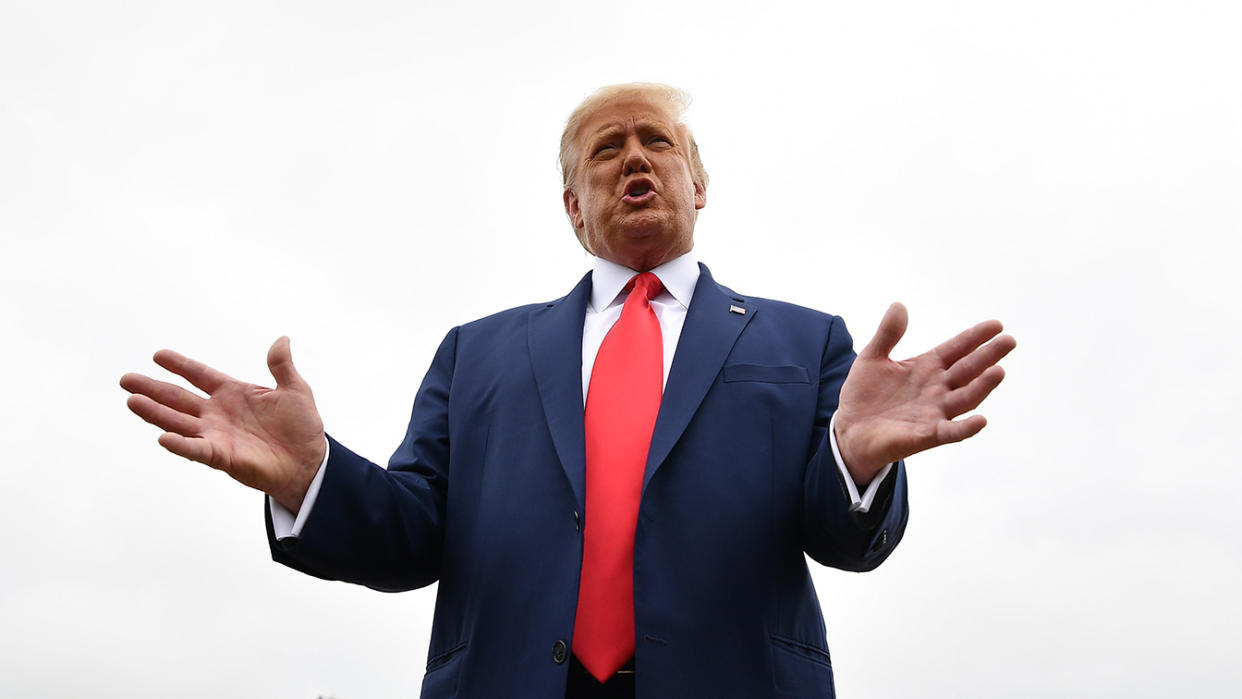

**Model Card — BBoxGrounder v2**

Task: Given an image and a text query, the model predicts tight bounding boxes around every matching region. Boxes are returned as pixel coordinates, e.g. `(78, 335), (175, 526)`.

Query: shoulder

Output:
(458, 269), (591, 333)
(746, 294), (837, 323)
(443, 300), (549, 347)
(708, 275), (842, 327)
(450, 278), (584, 343)
(702, 273), (855, 357)
(459, 300), (550, 328)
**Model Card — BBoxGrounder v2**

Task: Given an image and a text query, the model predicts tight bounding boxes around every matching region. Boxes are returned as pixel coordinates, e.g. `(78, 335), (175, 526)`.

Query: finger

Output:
(120, 373), (204, 416)
(157, 432), (216, 466)
(945, 334), (1017, 389)
(944, 365), (1006, 418)
(934, 414), (987, 445)
(266, 336), (305, 390)
(859, 302), (908, 360)
(127, 393), (203, 436)
(932, 319), (1004, 368)
(153, 349), (234, 394)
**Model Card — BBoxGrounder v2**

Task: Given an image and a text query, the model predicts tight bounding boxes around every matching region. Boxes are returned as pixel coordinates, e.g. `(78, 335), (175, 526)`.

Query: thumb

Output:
(267, 336), (305, 389)
(859, 302), (908, 360)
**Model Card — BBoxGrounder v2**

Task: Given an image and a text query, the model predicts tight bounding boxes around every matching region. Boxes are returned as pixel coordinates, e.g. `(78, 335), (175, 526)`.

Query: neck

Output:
(599, 245), (692, 273)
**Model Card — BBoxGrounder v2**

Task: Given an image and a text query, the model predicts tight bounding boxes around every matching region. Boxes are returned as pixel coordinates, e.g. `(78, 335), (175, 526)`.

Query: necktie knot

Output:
(625, 272), (664, 302)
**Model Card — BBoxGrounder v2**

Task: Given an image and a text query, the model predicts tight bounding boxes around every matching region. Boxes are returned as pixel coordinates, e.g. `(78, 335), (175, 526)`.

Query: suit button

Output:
(871, 529), (888, 553)
(552, 640), (568, 664)
(573, 511), (581, 532)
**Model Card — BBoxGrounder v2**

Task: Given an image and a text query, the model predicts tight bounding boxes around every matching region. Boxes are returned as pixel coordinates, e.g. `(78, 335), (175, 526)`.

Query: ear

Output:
(563, 188), (584, 229)
(693, 180), (707, 210)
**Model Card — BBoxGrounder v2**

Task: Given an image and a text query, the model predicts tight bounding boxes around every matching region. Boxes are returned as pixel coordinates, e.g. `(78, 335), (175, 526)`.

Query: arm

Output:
(268, 328), (458, 591)
(804, 302), (1016, 569)
(802, 314), (909, 571)
(120, 330), (458, 592)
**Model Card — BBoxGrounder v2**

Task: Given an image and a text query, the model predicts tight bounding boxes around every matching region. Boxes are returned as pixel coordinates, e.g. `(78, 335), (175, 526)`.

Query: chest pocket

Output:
(722, 363), (810, 384)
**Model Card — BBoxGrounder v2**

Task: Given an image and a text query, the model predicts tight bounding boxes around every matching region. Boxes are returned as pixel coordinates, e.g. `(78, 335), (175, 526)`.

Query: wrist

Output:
(272, 435), (326, 513)
(833, 417), (884, 486)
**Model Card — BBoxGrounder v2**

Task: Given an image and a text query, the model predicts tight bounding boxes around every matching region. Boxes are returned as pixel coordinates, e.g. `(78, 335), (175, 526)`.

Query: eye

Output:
(592, 144), (617, 157)
(648, 136), (671, 146)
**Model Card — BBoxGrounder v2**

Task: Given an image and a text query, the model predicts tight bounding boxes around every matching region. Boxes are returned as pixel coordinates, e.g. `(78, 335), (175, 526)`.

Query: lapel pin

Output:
(729, 305), (746, 315)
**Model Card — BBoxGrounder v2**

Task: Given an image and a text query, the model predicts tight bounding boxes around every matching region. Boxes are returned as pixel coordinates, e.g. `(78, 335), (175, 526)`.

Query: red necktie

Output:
(573, 272), (665, 682)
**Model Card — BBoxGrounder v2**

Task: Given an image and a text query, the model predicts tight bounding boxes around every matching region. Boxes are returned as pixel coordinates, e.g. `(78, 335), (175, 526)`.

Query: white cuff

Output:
(829, 412), (894, 514)
(268, 437), (330, 540)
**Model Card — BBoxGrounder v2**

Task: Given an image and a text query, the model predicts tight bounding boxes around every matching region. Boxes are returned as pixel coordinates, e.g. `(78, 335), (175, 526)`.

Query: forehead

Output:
(577, 96), (679, 142)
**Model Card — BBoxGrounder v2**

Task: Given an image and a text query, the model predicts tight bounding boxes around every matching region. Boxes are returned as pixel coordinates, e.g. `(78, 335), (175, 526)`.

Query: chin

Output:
(618, 211), (672, 237)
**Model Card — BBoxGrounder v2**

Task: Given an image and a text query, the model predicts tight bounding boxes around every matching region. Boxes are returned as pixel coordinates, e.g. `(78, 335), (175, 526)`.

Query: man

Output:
(121, 83), (1015, 698)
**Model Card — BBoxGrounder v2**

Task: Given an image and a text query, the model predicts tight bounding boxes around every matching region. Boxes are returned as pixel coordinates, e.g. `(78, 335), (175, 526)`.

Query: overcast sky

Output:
(2, 1), (1240, 697)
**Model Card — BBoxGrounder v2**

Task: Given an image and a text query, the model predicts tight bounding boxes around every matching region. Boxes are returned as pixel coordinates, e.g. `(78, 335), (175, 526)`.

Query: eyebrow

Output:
(588, 125), (626, 146)
(586, 120), (675, 148)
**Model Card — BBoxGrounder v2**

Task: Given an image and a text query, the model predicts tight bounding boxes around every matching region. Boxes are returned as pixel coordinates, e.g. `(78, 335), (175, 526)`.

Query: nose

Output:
(622, 137), (652, 175)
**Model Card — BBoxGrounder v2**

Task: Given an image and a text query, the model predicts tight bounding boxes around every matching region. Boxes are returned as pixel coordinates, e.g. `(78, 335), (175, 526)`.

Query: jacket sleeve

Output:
(265, 327), (459, 592)
(801, 314), (909, 572)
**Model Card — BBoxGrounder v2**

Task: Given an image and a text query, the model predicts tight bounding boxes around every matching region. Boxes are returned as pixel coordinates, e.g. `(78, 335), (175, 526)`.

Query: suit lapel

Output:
(528, 271), (592, 512)
(643, 264), (756, 494)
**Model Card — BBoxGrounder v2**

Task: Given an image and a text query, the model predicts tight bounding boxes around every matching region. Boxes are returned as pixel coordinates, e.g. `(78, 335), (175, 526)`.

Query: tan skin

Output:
(563, 97), (705, 273)
(121, 95), (1015, 506)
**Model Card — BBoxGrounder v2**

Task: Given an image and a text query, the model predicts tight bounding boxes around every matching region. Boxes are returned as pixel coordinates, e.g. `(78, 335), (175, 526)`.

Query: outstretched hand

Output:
(834, 303), (1016, 486)
(120, 337), (326, 512)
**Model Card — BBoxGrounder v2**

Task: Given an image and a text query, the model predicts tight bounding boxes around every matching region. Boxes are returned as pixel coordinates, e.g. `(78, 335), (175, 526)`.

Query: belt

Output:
(566, 655), (635, 699)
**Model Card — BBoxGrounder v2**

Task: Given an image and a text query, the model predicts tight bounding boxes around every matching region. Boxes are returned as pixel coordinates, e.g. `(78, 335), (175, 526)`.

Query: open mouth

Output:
(622, 179), (656, 204)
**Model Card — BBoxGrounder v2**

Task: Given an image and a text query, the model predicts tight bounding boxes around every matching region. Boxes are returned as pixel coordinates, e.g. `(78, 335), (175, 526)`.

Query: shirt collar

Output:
(589, 251), (700, 313)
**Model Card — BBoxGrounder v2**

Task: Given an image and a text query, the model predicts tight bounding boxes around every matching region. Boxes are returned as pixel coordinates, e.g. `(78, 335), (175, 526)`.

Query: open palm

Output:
(120, 337), (326, 511)
(835, 303), (1016, 485)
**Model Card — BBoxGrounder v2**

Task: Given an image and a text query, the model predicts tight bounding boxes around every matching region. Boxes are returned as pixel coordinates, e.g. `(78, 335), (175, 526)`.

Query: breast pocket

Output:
(722, 364), (811, 384)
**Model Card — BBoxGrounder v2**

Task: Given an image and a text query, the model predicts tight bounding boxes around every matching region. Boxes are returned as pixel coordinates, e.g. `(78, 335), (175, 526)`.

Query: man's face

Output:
(563, 97), (706, 272)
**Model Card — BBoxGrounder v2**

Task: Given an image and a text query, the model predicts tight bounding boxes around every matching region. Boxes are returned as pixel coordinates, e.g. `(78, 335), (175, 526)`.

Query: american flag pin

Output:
(729, 304), (746, 315)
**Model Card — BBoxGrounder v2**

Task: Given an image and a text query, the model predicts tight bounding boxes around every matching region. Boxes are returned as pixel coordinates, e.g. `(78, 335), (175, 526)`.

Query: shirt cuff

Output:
(268, 437), (330, 540)
(829, 412), (894, 514)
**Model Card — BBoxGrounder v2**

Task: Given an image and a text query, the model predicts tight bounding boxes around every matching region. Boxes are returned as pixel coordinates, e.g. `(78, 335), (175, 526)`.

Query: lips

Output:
(622, 178), (656, 204)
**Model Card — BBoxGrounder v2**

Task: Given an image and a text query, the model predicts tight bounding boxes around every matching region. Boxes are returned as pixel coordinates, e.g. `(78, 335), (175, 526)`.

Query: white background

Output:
(2, 1), (1240, 697)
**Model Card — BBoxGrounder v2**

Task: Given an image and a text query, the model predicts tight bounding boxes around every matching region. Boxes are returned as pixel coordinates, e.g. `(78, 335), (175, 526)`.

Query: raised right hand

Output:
(120, 337), (326, 512)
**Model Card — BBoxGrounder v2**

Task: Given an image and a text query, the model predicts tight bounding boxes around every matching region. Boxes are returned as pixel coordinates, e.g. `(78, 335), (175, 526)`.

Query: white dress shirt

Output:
(271, 252), (892, 538)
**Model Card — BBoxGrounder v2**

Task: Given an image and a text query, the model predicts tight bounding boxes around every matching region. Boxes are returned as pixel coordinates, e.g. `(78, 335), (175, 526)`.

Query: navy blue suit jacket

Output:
(267, 264), (908, 698)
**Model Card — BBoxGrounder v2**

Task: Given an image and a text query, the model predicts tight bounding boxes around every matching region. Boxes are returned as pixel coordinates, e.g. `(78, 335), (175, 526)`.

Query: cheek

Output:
(584, 192), (610, 221)
(669, 177), (697, 207)
(578, 190), (614, 230)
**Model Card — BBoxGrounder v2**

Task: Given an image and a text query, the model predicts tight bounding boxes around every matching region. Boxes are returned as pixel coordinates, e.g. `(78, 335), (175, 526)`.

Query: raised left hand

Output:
(834, 303), (1016, 485)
